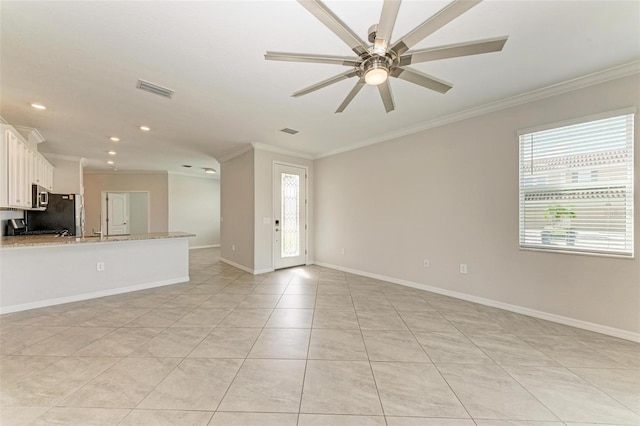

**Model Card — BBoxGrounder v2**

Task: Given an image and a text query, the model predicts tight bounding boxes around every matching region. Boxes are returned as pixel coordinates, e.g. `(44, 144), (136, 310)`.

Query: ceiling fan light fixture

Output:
(364, 65), (389, 86)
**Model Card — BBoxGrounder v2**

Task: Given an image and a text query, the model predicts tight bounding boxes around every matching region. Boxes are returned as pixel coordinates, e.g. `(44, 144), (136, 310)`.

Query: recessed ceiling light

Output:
(204, 168), (217, 174)
(108, 150), (117, 156)
(30, 103), (46, 110)
(106, 160), (114, 165)
(139, 125), (151, 132)
(109, 137), (120, 142)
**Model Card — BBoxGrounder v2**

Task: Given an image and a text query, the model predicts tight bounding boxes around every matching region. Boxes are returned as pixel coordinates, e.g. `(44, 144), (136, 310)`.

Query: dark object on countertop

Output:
(20, 230), (63, 235)
(6, 218), (27, 236)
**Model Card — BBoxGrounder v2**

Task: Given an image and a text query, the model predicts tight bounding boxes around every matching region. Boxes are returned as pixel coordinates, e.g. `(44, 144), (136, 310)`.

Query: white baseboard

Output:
(190, 244), (220, 250)
(219, 257), (274, 275)
(0, 276), (189, 315)
(220, 257), (254, 274)
(313, 261), (640, 343)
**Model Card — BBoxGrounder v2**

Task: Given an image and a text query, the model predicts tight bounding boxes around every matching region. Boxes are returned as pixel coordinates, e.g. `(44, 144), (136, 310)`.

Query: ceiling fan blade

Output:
(391, 0), (482, 56)
(378, 80), (395, 113)
(265, 52), (360, 67)
(336, 78), (365, 113)
(392, 67), (452, 94)
(298, 0), (368, 56)
(292, 69), (359, 98)
(374, 0), (402, 54)
(399, 36), (508, 66)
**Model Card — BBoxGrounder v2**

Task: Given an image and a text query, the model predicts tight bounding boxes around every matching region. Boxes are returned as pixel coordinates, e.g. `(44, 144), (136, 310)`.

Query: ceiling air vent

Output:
(136, 79), (174, 99)
(280, 128), (299, 135)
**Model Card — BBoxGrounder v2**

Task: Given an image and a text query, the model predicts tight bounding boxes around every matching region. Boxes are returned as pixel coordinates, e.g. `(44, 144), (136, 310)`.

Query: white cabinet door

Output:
(34, 155), (43, 186)
(7, 133), (28, 208)
(35, 155), (54, 191)
(45, 161), (54, 191)
(25, 148), (34, 206)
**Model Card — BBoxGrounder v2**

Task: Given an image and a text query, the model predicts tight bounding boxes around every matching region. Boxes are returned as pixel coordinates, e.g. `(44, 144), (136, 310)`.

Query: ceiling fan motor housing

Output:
(359, 55), (392, 77)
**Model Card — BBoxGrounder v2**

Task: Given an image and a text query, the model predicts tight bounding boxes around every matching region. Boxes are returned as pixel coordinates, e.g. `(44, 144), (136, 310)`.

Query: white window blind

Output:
(519, 111), (634, 257)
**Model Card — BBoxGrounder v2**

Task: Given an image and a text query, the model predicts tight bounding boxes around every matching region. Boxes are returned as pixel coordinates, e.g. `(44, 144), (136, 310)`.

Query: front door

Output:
(107, 192), (130, 235)
(273, 164), (307, 269)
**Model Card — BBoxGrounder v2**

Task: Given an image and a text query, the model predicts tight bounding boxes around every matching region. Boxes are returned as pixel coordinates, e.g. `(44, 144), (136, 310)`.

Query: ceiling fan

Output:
(265, 0), (508, 113)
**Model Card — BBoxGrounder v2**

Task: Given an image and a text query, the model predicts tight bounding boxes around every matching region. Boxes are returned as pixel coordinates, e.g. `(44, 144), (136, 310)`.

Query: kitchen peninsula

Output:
(0, 231), (194, 313)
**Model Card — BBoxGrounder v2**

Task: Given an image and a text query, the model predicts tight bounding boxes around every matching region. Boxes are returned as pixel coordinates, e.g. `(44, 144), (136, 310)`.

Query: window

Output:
(519, 110), (634, 257)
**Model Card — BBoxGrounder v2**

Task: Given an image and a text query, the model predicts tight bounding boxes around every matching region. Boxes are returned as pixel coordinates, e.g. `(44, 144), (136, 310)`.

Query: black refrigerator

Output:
(26, 193), (83, 236)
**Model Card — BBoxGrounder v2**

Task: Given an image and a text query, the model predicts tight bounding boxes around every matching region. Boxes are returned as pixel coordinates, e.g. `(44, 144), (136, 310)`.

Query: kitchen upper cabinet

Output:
(0, 125), (54, 209)
(45, 161), (54, 191)
(6, 130), (30, 208)
(33, 153), (54, 191)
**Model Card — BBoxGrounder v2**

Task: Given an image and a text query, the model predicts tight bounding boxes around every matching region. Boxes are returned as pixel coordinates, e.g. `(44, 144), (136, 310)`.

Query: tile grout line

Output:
(346, 272), (389, 425)
(210, 269), (296, 416)
(386, 280), (476, 424)
(296, 268), (320, 426)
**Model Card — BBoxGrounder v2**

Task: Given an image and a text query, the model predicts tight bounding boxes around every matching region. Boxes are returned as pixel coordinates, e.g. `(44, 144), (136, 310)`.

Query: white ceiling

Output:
(1, 1), (638, 176)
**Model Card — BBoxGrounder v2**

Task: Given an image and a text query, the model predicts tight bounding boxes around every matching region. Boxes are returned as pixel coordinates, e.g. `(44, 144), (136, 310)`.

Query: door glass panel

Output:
(281, 173), (300, 257)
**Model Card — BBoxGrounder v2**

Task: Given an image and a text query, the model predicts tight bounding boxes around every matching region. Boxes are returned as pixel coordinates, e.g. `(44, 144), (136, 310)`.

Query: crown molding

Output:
(251, 142), (315, 160)
(217, 144), (253, 163)
(168, 170), (220, 180)
(316, 60), (640, 159)
(41, 152), (87, 162)
(13, 126), (46, 144)
(84, 169), (169, 175)
(217, 142), (315, 164)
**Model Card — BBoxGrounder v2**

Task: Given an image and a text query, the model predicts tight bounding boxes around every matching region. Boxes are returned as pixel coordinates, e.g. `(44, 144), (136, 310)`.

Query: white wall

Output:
(253, 148), (313, 273)
(168, 173), (220, 248)
(43, 154), (84, 195)
(1, 237), (189, 313)
(128, 192), (149, 234)
(313, 74), (640, 337)
(220, 149), (254, 270)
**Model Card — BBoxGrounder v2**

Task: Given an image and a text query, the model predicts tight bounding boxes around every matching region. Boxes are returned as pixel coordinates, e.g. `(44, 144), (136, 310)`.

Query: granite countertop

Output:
(0, 232), (195, 249)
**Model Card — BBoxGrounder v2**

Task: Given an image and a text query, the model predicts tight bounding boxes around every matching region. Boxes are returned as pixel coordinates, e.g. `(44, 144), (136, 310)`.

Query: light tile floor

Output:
(1, 247), (639, 425)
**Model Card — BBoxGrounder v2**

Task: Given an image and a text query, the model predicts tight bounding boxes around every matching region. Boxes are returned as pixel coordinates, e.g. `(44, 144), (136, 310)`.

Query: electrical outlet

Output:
(460, 263), (468, 274)
(96, 262), (105, 272)
(232, 244), (235, 251)
(423, 259), (430, 268)
(340, 247), (345, 255)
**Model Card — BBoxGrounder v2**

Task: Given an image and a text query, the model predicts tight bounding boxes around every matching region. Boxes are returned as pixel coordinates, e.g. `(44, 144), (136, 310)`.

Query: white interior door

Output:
(273, 164), (307, 269)
(107, 192), (130, 235)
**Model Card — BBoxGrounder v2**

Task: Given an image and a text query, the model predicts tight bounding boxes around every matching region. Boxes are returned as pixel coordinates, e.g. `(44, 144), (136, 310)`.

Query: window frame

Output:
(517, 107), (635, 259)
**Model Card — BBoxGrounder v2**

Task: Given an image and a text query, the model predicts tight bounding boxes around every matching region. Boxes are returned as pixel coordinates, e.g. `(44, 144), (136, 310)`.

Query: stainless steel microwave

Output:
(32, 184), (49, 209)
